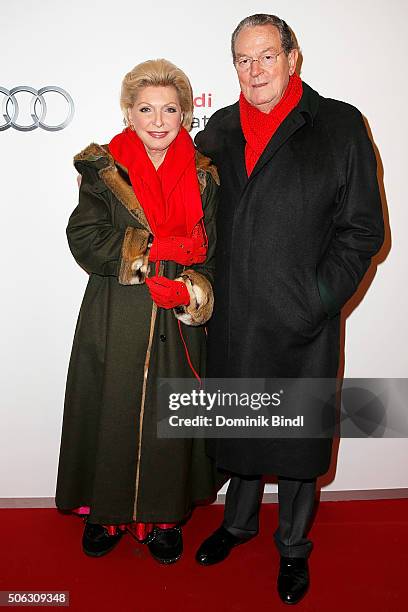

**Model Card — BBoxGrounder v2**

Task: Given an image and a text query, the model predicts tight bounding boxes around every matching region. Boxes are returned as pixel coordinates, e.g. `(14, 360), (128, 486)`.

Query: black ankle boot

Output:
(147, 526), (183, 564)
(82, 522), (123, 557)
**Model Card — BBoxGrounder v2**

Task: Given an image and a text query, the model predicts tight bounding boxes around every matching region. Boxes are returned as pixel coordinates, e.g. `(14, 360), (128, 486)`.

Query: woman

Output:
(55, 59), (219, 564)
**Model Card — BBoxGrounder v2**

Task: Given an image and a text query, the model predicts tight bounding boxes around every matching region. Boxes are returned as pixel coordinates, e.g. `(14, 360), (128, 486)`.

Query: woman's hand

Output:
(149, 235), (206, 266)
(145, 275), (190, 309)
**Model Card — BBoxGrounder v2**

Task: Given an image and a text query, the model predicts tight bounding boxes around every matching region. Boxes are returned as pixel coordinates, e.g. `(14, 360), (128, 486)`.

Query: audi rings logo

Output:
(0, 86), (74, 132)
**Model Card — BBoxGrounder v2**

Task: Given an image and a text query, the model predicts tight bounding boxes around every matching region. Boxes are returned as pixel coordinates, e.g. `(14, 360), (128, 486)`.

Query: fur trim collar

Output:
(195, 150), (220, 189)
(74, 143), (151, 231)
(74, 144), (219, 233)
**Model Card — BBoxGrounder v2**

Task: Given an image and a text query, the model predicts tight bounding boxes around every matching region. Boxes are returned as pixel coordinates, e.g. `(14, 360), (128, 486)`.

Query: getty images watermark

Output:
(157, 379), (408, 439)
(167, 388), (304, 428)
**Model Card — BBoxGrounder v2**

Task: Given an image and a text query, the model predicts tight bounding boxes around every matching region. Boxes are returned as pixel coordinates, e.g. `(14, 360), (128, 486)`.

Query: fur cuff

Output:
(119, 227), (151, 285)
(173, 270), (214, 326)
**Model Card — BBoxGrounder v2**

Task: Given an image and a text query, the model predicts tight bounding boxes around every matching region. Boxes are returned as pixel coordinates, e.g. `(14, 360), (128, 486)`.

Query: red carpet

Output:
(1, 500), (407, 611)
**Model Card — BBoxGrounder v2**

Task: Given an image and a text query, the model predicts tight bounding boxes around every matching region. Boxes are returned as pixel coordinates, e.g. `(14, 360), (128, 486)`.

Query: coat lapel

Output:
(222, 104), (247, 191)
(241, 82), (320, 186)
(246, 111), (306, 183)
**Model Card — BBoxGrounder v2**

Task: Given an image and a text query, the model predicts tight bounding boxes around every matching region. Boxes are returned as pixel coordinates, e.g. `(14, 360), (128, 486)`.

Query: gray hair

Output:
(231, 14), (297, 61)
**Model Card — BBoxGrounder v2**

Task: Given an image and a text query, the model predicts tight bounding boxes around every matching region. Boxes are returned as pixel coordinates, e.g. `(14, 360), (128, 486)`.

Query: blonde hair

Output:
(120, 58), (194, 131)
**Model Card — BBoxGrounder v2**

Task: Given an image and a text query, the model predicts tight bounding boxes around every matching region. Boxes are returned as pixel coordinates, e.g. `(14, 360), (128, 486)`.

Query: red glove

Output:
(149, 226), (207, 266)
(146, 275), (190, 309)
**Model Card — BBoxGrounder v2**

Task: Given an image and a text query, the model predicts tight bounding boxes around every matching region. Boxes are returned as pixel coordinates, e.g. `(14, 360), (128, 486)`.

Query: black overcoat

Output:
(195, 82), (384, 478)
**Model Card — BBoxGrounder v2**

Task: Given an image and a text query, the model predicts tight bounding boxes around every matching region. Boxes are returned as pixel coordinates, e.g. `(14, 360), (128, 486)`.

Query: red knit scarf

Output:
(239, 73), (303, 176)
(108, 127), (203, 238)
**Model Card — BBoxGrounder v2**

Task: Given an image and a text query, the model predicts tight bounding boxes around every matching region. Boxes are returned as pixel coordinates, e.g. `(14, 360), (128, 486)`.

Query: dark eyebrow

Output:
(235, 46), (278, 58)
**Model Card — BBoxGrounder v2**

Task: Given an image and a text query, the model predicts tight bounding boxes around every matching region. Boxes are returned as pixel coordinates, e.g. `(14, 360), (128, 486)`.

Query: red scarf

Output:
(108, 127), (203, 238)
(239, 73), (303, 176)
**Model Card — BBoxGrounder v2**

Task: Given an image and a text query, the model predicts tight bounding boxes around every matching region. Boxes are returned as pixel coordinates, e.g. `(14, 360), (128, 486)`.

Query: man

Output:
(194, 14), (384, 605)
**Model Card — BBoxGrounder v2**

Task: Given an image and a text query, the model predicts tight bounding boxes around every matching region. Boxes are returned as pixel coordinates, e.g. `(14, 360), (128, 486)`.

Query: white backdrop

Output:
(1, 0), (407, 501)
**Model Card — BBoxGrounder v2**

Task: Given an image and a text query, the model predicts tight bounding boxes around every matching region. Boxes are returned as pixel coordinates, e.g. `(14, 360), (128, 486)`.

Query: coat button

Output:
(160, 334), (166, 342)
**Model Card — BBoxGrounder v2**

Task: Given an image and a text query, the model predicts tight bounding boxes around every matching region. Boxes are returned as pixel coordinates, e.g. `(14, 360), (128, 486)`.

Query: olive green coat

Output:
(55, 143), (219, 524)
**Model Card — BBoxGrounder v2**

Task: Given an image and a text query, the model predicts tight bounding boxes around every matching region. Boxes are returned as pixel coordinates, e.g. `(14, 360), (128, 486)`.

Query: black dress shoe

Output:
(147, 526), (183, 564)
(277, 556), (310, 605)
(82, 522), (123, 557)
(195, 526), (249, 566)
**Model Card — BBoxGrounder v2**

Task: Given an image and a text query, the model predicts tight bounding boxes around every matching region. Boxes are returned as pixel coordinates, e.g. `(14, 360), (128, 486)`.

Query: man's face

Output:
(234, 25), (298, 114)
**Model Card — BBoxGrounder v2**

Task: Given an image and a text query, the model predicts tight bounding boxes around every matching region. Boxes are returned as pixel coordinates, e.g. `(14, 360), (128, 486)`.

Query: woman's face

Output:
(128, 86), (183, 161)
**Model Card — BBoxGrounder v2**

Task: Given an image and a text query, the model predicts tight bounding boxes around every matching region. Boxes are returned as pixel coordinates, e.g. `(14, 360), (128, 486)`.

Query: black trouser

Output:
(222, 475), (316, 558)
